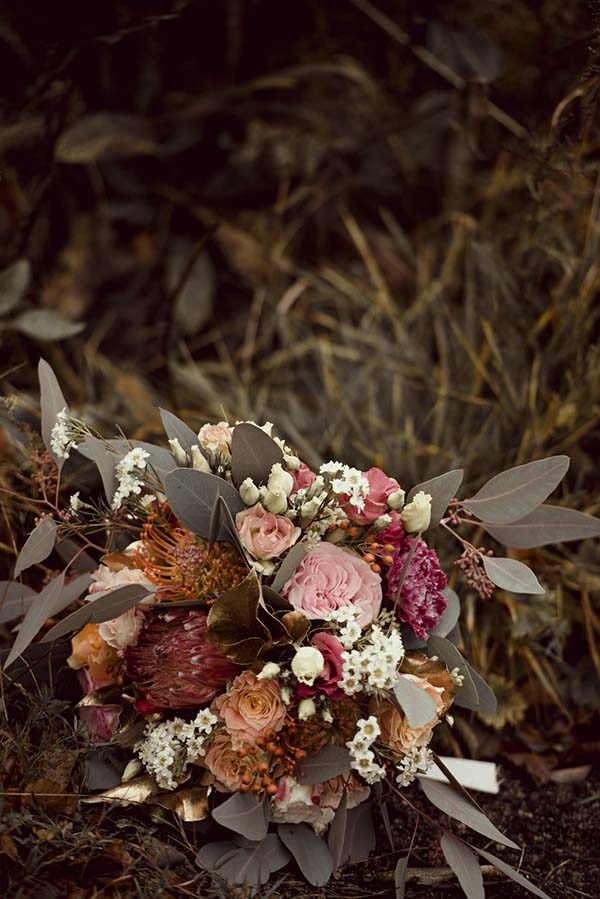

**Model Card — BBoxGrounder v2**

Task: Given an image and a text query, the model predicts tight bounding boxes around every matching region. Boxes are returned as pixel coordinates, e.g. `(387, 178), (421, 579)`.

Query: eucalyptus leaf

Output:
(394, 675), (438, 728)
(466, 664), (497, 716)
(482, 556), (544, 594)
(4, 572), (66, 669)
(475, 848), (551, 898)
(297, 745), (351, 784)
(408, 469), (463, 526)
(212, 792), (269, 841)
(13, 308), (85, 341)
(14, 516), (57, 577)
(197, 835), (291, 888)
(271, 543), (309, 593)
(441, 833), (485, 899)
(427, 635), (479, 710)
(38, 358), (69, 468)
(395, 856), (409, 899)
(428, 588), (460, 638)
(0, 582), (37, 624)
(328, 790), (347, 873)
(278, 823), (334, 886)
(462, 456), (569, 523)
(418, 778), (519, 849)
(231, 423), (283, 487)
(481, 504), (600, 548)
(42, 583), (152, 642)
(0, 258), (31, 314)
(159, 408), (199, 454)
(165, 468), (244, 540)
(82, 435), (117, 502)
(340, 803), (376, 865)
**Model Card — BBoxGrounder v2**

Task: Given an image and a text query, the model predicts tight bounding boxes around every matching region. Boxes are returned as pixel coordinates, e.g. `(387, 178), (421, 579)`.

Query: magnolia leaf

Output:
(0, 258), (31, 314)
(328, 790), (347, 873)
(197, 834), (291, 887)
(393, 675), (438, 728)
(212, 792), (269, 841)
(429, 587), (460, 638)
(441, 833), (485, 899)
(82, 435), (117, 502)
(155, 785), (209, 822)
(13, 516), (57, 578)
(271, 543), (309, 593)
(427, 635), (479, 710)
(38, 358), (69, 469)
(408, 469), (464, 526)
(0, 582), (37, 624)
(340, 803), (376, 865)
(418, 778), (519, 849)
(83, 775), (159, 806)
(231, 423), (283, 487)
(395, 856), (409, 899)
(462, 456), (569, 523)
(42, 583), (151, 641)
(481, 504), (600, 548)
(55, 113), (156, 163)
(475, 847), (551, 898)
(165, 468), (244, 539)
(13, 309), (84, 341)
(278, 823), (334, 886)
(207, 572), (269, 651)
(159, 408), (199, 455)
(4, 572), (66, 669)
(482, 557), (544, 594)
(297, 745), (351, 784)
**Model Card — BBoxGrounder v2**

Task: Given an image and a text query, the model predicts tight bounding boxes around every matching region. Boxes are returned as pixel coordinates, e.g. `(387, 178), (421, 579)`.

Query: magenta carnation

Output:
(386, 537), (447, 639)
(124, 609), (238, 709)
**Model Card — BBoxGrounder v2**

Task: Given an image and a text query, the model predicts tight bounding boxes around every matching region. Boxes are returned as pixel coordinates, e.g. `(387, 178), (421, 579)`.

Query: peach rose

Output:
(370, 675), (445, 754)
(89, 564), (155, 597)
(236, 503), (300, 560)
(68, 623), (120, 683)
(211, 670), (287, 746)
(198, 421), (233, 454)
(204, 730), (268, 792)
(282, 543), (382, 627)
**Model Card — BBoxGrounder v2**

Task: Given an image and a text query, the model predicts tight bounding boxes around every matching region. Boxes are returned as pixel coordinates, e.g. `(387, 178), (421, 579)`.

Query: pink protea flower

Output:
(386, 536), (447, 640)
(124, 609), (238, 709)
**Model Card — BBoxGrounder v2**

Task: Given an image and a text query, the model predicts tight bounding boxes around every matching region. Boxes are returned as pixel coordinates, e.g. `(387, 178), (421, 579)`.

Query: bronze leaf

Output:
(154, 785), (210, 821)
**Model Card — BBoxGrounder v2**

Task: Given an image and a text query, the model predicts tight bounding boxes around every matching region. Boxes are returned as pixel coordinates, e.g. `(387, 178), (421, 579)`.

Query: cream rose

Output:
(400, 491), (432, 533)
(236, 503), (300, 560)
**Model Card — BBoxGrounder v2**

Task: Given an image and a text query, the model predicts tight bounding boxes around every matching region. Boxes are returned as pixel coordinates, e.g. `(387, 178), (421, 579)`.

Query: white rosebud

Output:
(122, 759), (143, 782)
(291, 646), (325, 685)
(260, 486), (288, 515)
(387, 488), (406, 511)
(267, 462), (294, 497)
(257, 661), (281, 680)
(322, 707), (333, 723)
(190, 446), (211, 473)
(284, 453), (300, 471)
(298, 698), (317, 721)
(300, 495), (322, 519)
(400, 491), (432, 532)
(168, 438), (189, 467)
(240, 477), (260, 506)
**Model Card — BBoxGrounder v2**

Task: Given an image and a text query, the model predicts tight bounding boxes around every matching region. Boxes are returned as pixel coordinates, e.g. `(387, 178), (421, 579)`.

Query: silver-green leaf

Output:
(482, 556), (544, 594)
(14, 517), (57, 578)
(462, 456), (569, 524)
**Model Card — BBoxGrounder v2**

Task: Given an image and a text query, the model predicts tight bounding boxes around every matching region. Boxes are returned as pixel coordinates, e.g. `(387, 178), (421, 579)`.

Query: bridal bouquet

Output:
(3, 360), (599, 897)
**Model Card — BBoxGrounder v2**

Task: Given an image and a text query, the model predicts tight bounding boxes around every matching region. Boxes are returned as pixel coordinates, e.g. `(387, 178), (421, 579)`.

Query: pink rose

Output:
(292, 463), (317, 493)
(296, 632), (345, 699)
(282, 543), (382, 628)
(343, 467), (400, 524)
(211, 671), (287, 746)
(198, 421), (232, 454)
(236, 503), (300, 560)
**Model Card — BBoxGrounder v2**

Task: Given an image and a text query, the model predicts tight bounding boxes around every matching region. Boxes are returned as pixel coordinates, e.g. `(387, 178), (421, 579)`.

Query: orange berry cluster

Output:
(236, 725), (308, 796)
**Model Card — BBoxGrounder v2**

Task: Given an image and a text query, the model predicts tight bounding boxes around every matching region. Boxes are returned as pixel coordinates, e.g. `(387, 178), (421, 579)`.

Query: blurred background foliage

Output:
(1, 0), (600, 884)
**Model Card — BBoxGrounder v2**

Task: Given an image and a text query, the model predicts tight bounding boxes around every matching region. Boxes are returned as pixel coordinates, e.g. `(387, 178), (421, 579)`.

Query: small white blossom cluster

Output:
(50, 408), (77, 460)
(450, 667), (465, 687)
(322, 606), (362, 648)
(112, 447), (150, 510)
(395, 747), (433, 787)
(320, 461), (369, 511)
(340, 625), (404, 694)
(347, 716), (386, 784)
(136, 709), (218, 790)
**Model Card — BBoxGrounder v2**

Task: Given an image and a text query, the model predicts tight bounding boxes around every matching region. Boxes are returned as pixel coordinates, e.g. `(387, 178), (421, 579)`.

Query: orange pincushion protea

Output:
(138, 511), (246, 603)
